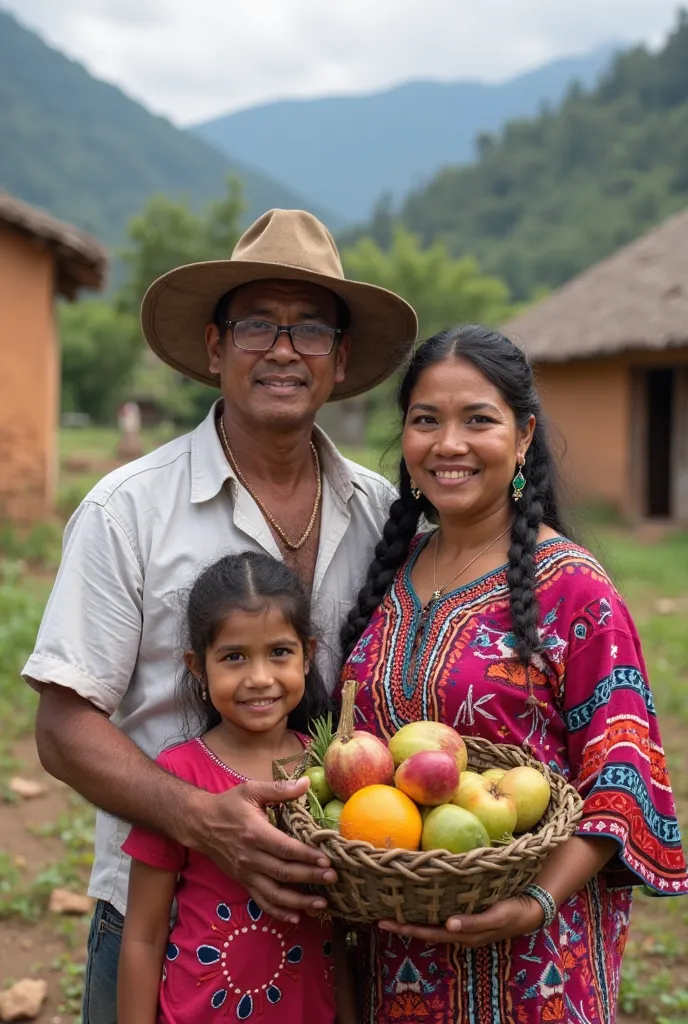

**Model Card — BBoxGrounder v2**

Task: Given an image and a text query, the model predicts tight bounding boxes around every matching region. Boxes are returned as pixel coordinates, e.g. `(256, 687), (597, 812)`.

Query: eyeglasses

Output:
(224, 319), (341, 356)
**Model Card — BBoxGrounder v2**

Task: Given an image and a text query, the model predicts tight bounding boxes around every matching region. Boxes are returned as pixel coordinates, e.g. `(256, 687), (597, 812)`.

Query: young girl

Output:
(118, 552), (350, 1023)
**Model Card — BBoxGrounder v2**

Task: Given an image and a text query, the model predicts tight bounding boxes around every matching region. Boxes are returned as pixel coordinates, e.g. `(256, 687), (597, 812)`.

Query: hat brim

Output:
(140, 260), (418, 401)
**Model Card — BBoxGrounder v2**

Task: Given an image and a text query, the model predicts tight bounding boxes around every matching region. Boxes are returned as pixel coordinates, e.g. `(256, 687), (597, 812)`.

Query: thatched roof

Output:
(502, 206), (688, 363)
(0, 191), (108, 298)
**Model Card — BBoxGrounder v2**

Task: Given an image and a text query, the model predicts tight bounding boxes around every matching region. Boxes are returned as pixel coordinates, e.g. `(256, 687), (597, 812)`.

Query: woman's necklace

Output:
(218, 416), (322, 551)
(430, 523), (512, 603)
(408, 523), (513, 681)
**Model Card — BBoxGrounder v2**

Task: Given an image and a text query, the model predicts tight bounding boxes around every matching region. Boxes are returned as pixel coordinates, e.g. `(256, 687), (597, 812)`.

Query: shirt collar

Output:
(190, 400), (367, 505)
(190, 401), (236, 504)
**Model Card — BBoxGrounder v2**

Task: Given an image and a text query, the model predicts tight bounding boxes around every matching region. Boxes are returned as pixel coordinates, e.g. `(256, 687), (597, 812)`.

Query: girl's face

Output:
(198, 604), (311, 735)
(402, 356), (535, 524)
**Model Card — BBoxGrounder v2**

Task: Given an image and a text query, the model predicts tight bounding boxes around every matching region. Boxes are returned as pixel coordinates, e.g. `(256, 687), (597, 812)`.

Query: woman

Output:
(339, 325), (687, 1024)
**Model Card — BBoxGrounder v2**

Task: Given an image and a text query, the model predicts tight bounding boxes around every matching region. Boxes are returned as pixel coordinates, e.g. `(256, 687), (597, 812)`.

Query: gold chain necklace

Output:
(431, 523), (512, 602)
(218, 416), (322, 551)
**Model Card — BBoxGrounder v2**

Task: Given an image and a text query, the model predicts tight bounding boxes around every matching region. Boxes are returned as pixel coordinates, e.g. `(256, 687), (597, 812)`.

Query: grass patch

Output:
(0, 793), (95, 924)
(59, 424), (176, 462)
(598, 530), (688, 603)
(0, 563), (45, 764)
(57, 957), (86, 1021)
(0, 522), (63, 571)
(29, 795), (95, 866)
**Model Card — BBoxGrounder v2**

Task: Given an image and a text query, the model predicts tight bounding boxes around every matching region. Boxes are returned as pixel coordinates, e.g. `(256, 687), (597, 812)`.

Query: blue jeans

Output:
(82, 900), (123, 1024)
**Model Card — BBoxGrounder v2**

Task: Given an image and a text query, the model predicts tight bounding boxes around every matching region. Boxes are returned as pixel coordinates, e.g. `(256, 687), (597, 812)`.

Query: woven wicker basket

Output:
(275, 684), (583, 925)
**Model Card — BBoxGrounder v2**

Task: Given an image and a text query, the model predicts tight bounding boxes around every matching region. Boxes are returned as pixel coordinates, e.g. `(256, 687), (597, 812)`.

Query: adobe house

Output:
(0, 191), (108, 524)
(503, 208), (688, 524)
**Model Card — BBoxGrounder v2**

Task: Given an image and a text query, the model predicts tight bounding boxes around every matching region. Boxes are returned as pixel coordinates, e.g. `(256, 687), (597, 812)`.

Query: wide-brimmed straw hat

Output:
(140, 208), (418, 401)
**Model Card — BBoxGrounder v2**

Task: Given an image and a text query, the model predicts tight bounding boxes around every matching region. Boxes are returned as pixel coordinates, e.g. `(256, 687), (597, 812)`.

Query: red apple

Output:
(395, 751), (460, 806)
(388, 721), (468, 772)
(323, 731), (394, 801)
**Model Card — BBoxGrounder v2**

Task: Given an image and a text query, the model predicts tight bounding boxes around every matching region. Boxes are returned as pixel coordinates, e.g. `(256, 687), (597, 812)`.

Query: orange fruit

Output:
(339, 785), (423, 851)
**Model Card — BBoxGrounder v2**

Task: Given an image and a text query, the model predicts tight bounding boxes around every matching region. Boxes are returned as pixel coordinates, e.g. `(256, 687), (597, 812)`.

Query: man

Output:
(23, 208), (417, 1022)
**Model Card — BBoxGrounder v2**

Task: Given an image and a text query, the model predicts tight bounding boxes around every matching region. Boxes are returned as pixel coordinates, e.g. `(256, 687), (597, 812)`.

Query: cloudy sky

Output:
(2, 0), (681, 123)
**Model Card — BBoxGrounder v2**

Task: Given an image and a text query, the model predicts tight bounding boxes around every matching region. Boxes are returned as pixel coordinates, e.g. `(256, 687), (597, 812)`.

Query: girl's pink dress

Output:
(339, 535), (687, 1024)
(122, 736), (335, 1024)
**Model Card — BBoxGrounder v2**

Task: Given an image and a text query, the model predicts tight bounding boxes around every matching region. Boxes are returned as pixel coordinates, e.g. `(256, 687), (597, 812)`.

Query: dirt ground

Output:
(0, 740), (91, 1022)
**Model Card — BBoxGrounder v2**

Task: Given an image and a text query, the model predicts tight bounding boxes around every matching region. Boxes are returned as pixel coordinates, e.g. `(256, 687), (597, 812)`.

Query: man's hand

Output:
(188, 776), (337, 923)
(377, 894), (544, 947)
(35, 687), (336, 924)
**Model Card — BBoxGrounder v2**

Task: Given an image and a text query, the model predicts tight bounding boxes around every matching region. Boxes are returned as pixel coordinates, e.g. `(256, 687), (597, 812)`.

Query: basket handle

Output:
(336, 679), (358, 743)
(272, 749), (309, 782)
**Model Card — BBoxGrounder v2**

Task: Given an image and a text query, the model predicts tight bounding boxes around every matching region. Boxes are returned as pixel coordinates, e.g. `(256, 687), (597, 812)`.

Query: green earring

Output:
(511, 460), (526, 502)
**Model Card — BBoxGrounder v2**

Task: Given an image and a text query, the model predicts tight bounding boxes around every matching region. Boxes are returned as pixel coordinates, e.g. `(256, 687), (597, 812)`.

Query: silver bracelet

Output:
(523, 883), (558, 929)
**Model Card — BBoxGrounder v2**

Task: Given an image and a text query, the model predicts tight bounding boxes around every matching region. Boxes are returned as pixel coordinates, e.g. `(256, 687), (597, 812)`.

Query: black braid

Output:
(508, 407), (568, 664)
(340, 463), (425, 661)
(507, 441), (543, 663)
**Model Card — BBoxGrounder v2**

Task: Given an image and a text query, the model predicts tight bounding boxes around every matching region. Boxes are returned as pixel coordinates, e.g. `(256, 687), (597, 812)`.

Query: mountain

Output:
(192, 46), (618, 223)
(360, 9), (688, 299)
(0, 9), (337, 248)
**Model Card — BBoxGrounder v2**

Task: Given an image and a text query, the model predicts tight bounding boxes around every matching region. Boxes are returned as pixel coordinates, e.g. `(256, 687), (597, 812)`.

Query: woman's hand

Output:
(378, 894), (544, 947)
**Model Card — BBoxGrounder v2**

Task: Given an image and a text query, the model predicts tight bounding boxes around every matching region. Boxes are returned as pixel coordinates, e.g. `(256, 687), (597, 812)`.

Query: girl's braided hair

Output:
(340, 324), (571, 665)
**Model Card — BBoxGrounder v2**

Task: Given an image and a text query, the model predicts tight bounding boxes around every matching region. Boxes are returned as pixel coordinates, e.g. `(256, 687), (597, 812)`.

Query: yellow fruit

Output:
(497, 766), (551, 832)
(339, 785), (423, 851)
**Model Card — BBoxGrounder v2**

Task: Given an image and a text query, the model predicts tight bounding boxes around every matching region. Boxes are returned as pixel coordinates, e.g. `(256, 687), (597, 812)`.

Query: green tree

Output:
(116, 198), (207, 318)
(341, 227), (516, 447)
(66, 176), (245, 425)
(343, 8), (688, 300)
(342, 225), (513, 337)
(60, 300), (140, 422)
(117, 174), (244, 316)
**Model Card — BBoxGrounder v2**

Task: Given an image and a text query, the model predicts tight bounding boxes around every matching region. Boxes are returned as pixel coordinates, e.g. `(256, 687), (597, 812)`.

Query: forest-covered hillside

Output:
(0, 10), (330, 244)
(348, 10), (688, 298)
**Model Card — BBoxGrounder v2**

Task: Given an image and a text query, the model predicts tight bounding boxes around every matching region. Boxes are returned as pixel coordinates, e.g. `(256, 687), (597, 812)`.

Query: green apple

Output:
(322, 798), (345, 830)
(305, 766), (335, 806)
(482, 768), (507, 784)
(421, 804), (490, 854)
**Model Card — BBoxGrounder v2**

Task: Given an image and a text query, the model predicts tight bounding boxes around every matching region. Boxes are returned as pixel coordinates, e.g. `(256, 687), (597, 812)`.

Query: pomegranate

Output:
(324, 731), (394, 801)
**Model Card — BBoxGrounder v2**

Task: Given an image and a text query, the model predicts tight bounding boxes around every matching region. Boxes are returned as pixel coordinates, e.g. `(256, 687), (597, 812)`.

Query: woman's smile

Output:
(429, 466), (481, 485)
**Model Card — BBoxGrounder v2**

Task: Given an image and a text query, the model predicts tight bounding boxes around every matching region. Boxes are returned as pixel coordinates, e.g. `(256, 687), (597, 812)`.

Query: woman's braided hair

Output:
(340, 324), (570, 665)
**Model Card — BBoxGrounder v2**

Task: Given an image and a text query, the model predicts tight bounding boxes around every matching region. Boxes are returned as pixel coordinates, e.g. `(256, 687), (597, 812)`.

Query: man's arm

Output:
(36, 685), (197, 840)
(35, 685), (336, 923)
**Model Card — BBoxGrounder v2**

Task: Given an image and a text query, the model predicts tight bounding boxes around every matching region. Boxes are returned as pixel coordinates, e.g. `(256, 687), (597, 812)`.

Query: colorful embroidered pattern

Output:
(341, 536), (687, 1024)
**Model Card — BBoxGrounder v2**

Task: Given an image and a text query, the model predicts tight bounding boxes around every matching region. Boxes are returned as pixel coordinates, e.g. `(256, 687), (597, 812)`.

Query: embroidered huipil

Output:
(340, 535), (687, 1024)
